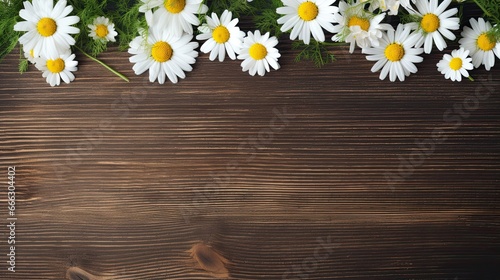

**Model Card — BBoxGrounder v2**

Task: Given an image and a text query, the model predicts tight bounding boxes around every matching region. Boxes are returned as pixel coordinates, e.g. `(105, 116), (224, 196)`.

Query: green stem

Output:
(468, 75), (475, 82)
(74, 45), (129, 82)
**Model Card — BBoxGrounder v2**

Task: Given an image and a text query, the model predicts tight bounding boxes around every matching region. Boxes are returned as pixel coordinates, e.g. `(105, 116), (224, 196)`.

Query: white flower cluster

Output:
(13, 0), (118, 86)
(129, 0), (280, 83)
(11, 0), (499, 85)
(276, 0), (500, 82)
(14, 0), (80, 86)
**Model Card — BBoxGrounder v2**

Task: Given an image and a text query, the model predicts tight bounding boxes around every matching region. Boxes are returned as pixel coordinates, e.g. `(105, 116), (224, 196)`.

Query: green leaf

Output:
(473, 0), (500, 24)
(205, 0), (255, 17)
(0, 0), (23, 63)
(252, 0), (283, 37)
(114, 1), (147, 51)
(293, 40), (336, 68)
(18, 58), (28, 74)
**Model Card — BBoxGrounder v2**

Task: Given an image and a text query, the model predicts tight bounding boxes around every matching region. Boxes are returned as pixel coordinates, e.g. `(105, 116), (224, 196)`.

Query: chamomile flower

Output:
(459, 18), (500, 71)
(139, 0), (208, 36)
(332, 1), (392, 53)
(34, 51), (78, 87)
(14, 0), (80, 58)
(407, 0), (459, 54)
(196, 10), (245, 62)
(237, 30), (280, 76)
(277, 0), (338, 45)
(23, 46), (37, 64)
(88, 16), (118, 43)
(362, 24), (423, 82)
(437, 48), (473, 82)
(128, 24), (199, 84)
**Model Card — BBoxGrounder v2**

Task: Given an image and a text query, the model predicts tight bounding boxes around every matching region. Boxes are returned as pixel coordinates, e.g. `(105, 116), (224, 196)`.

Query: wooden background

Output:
(1, 21), (500, 279)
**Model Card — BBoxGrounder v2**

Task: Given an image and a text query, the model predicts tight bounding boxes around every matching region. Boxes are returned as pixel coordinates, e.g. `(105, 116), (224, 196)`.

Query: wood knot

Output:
(189, 243), (229, 278)
(66, 267), (100, 280)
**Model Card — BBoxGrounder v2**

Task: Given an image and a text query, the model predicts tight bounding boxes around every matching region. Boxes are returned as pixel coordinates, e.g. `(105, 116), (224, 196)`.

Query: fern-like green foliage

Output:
(114, 1), (148, 51)
(398, 12), (420, 25)
(293, 40), (336, 68)
(490, 24), (500, 42)
(253, 0), (283, 37)
(205, 0), (255, 18)
(473, 0), (500, 22)
(0, 0), (23, 63)
(18, 56), (29, 74)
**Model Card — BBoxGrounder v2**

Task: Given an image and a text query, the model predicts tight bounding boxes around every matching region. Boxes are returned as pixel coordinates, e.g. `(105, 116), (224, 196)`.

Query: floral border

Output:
(1, 0), (499, 86)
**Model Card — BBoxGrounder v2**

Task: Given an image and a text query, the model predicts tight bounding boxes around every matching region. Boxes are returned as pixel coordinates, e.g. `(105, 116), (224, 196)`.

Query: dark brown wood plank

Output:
(1, 29), (499, 279)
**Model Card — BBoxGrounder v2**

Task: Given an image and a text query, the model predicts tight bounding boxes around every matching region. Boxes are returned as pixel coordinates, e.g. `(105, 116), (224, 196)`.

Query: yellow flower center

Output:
(249, 43), (267, 60)
(298, 1), (319, 21)
(151, 41), (173, 62)
(449, 57), (462, 70)
(164, 0), (186, 14)
(95, 24), (109, 38)
(348, 16), (370, 32)
(37, 17), (57, 37)
(384, 43), (405, 62)
(46, 58), (65, 73)
(420, 13), (440, 33)
(477, 33), (496, 51)
(212, 26), (230, 44)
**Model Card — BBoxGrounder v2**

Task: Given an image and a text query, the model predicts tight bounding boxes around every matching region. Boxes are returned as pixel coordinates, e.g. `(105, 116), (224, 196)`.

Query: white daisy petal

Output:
(209, 44), (219, 61)
(370, 58), (388, 72)
(157, 65), (166, 84)
(438, 27), (456, 40)
(394, 62), (405, 81)
(278, 16), (300, 31)
(201, 39), (217, 54)
(149, 62), (160, 82)
(218, 43), (226, 62)
(225, 43), (236, 60)
(432, 31), (446, 51)
(380, 62), (391, 80)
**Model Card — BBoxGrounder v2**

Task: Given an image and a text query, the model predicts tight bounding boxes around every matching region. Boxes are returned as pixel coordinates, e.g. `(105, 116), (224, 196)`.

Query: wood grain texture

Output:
(1, 18), (500, 279)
